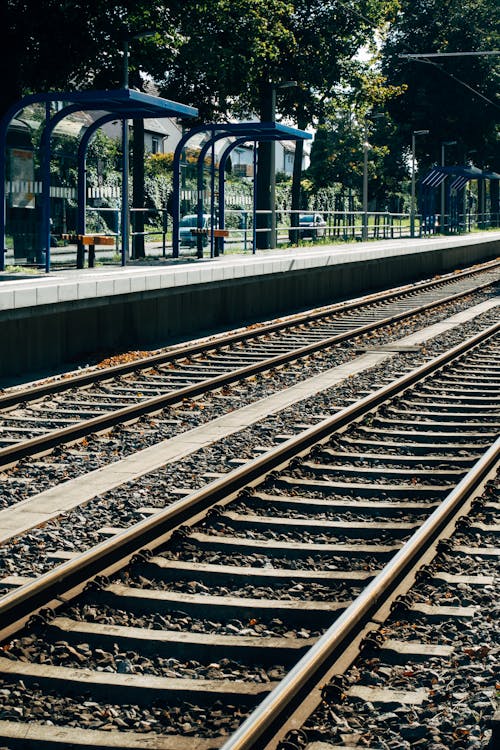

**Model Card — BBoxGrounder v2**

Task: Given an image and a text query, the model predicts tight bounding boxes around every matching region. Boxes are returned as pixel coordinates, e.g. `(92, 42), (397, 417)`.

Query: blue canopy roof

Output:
(2, 88), (198, 121)
(422, 164), (499, 189)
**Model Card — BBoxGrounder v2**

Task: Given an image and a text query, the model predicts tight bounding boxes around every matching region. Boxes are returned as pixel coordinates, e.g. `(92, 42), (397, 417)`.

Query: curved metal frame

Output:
(217, 135), (285, 255)
(172, 122), (311, 257)
(0, 90), (197, 271)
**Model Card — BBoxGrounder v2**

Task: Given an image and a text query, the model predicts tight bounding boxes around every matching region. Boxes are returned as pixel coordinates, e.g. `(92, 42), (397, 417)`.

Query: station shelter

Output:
(1, 90), (311, 272)
(420, 165), (500, 234)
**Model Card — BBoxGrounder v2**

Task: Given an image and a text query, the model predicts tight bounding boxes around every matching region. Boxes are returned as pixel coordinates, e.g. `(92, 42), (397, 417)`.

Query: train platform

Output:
(1, 231), (499, 381)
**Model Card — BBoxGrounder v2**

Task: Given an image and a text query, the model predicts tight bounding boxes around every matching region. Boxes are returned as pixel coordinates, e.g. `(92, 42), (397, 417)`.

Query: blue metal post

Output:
(0, 112), (11, 271)
(210, 138), (216, 258)
(218, 137), (248, 254)
(42, 101), (51, 272)
(0, 94), (47, 271)
(197, 129), (225, 258)
(39, 103), (82, 272)
(253, 142), (257, 254)
(218, 135), (277, 255)
(196, 138), (208, 258)
(121, 120), (129, 266)
(172, 125), (212, 258)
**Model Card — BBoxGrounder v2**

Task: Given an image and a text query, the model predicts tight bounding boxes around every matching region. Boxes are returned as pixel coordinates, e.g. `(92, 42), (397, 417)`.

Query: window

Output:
(152, 137), (160, 154)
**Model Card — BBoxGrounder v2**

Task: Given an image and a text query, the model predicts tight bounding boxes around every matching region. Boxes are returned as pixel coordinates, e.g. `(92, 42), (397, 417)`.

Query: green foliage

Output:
(152, 0), (296, 120)
(145, 152), (174, 177)
(307, 94), (407, 211)
(381, 0), (500, 170)
(144, 173), (171, 217)
(9, 0), (496, 221)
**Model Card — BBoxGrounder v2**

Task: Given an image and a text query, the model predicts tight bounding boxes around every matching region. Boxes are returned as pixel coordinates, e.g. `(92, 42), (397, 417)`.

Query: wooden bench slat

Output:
(61, 234), (115, 245)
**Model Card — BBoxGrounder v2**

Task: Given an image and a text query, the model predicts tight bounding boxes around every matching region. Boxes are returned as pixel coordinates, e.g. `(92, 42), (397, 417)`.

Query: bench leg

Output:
(88, 244), (95, 268)
(196, 234), (204, 259)
(76, 240), (85, 269)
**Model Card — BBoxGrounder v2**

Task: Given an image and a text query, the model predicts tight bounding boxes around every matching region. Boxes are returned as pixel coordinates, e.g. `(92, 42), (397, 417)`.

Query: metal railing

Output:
(3, 204), (499, 267)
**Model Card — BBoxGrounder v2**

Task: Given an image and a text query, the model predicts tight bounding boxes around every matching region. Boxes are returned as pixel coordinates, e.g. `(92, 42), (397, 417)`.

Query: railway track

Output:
(243, 465), (499, 750)
(0, 259), (499, 468)
(0, 319), (498, 749)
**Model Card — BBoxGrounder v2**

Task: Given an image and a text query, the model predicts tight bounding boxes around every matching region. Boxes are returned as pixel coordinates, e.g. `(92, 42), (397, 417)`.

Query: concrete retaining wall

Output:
(1, 236), (498, 380)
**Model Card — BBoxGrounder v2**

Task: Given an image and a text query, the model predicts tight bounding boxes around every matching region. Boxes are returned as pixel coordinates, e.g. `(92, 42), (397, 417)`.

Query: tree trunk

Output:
(256, 82), (273, 249)
(132, 118), (145, 259)
(490, 179), (499, 226)
(290, 111), (307, 244)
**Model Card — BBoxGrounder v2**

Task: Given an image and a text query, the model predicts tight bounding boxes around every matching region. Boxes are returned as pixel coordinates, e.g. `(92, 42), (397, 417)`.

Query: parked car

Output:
(296, 213), (327, 240)
(422, 214), (437, 233)
(179, 214), (211, 247)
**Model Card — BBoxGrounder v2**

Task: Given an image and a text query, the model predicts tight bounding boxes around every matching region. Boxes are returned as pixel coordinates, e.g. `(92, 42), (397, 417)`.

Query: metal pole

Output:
(440, 141), (456, 233)
(362, 129), (368, 241)
(210, 139), (215, 258)
(218, 137), (247, 255)
(253, 141), (257, 254)
(121, 39), (129, 267)
(410, 132), (416, 238)
(440, 143), (445, 233)
(42, 101), (51, 272)
(0, 112), (9, 271)
(410, 130), (429, 238)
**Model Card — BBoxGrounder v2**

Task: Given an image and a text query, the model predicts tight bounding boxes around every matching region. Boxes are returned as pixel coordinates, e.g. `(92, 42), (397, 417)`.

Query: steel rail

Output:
(0, 320), (498, 638)
(221, 436), (500, 750)
(0, 259), (498, 409)
(0, 277), (498, 469)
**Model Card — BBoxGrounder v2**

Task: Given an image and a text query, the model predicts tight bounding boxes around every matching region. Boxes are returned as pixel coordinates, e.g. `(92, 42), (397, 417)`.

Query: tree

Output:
(154, 0), (391, 246)
(0, 2), (182, 117)
(1, 2), (180, 259)
(306, 55), (408, 214)
(381, 0), (500, 172)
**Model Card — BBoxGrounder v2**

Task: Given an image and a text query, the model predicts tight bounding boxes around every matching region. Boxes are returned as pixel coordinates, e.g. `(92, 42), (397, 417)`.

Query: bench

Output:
(62, 234), (115, 268)
(190, 228), (229, 257)
(189, 228), (229, 238)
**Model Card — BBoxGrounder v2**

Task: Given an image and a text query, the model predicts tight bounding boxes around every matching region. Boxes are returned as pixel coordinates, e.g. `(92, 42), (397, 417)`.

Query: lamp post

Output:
(362, 132), (369, 241)
(362, 114), (384, 241)
(121, 31), (154, 264)
(440, 140), (456, 233)
(410, 129), (429, 238)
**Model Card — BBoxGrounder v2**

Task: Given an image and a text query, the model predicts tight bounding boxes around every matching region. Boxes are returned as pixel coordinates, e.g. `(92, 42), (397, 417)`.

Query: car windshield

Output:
(299, 216), (314, 223)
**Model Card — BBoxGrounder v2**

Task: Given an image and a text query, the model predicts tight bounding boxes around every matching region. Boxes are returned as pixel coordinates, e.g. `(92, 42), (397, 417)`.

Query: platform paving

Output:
(1, 232), (499, 312)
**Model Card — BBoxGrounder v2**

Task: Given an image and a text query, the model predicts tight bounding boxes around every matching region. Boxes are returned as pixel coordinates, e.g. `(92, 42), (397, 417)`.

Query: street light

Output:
(410, 129), (429, 238)
(362, 114), (384, 241)
(122, 31), (155, 88)
(440, 140), (457, 234)
(120, 31), (155, 264)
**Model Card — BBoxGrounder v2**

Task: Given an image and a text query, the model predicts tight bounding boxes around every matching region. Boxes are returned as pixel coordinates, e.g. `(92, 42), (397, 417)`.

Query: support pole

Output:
(41, 101), (51, 272)
(253, 141), (258, 254)
(121, 120), (129, 266)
